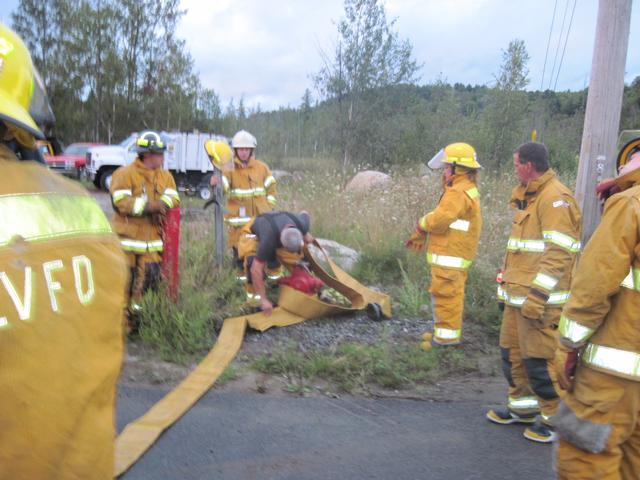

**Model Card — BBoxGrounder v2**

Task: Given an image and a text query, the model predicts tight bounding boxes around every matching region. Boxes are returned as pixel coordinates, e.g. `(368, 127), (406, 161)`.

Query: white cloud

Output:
(178, 0), (344, 109)
(6, 0), (639, 109)
(179, 0), (640, 110)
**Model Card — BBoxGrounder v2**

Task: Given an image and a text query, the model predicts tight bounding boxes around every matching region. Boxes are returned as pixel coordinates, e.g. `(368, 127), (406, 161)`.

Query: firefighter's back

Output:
(0, 149), (128, 479)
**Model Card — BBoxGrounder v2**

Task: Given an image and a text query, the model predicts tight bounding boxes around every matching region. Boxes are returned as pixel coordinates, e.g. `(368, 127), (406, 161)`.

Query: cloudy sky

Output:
(4, 0), (639, 110)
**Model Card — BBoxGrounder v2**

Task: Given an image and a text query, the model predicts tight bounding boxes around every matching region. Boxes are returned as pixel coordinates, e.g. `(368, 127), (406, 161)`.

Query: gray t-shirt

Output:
(250, 211), (310, 263)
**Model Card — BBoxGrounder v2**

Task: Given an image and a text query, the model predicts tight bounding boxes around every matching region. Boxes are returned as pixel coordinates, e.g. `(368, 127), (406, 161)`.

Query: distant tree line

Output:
(12, 0), (640, 173)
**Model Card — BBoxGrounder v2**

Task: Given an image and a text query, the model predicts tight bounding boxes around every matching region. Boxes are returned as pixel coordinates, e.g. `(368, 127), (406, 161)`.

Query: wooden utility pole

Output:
(575, 0), (632, 243)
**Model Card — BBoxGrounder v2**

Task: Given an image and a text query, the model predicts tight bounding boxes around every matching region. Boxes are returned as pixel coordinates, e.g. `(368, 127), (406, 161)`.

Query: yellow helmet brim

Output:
(0, 89), (44, 139)
(449, 157), (482, 169)
(617, 138), (640, 170)
(204, 139), (234, 171)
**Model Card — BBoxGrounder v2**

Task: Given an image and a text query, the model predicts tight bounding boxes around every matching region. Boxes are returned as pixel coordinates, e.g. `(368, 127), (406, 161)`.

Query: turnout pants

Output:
(237, 225), (301, 301)
(428, 267), (468, 345)
(125, 250), (162, 308)
(556, 367), (640, 479)
(499, 305), (561, 422)
(227, 225), (244, 253)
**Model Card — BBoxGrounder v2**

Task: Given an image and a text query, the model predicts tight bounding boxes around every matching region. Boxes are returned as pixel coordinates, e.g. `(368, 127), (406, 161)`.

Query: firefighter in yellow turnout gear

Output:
(213, 130), (277, 250)
(110, 131), (180, 313)
(237, 211), (314, 313)
(0, 23), (128, 478)
(486, 142), (582, 444)
(406, 142), (482, 348)
(210, 130), (278, 292)
(554, 139), (640, 478)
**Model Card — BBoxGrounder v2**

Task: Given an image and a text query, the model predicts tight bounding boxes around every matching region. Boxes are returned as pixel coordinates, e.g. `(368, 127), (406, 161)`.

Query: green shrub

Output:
(137, 220), (246, 363)
(392, 260), (430, 318)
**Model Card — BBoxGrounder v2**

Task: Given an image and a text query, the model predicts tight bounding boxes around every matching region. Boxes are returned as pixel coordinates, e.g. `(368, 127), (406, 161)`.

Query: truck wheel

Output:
(199, 185), (212, 201)
(99, 168), (115, 191)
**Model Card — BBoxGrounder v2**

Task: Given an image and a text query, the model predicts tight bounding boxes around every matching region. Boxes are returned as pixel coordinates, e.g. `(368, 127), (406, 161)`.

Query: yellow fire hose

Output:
(114, 243), (391, 476)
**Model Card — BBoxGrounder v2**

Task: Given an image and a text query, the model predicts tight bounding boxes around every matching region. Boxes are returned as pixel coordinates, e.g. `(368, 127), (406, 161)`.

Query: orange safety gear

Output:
(221, 156), (277, 248)
(554, 167), (640, 475)
(414, 172), (481, 346)
(110, 157), (179, 307)
(496, 168), (581, 427)
(0, 144), (127, 478)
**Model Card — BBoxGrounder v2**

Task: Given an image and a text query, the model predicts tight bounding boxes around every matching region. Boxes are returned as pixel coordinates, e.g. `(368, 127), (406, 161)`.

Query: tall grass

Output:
(137, 220), (246, 363)
(138, 157), (575, 361)
(278, 161), (516, 337)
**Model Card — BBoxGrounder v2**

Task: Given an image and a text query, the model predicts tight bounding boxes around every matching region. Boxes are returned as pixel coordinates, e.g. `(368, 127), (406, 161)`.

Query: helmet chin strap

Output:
(1, 122), (44, 163)
(5, 139), (44, 163)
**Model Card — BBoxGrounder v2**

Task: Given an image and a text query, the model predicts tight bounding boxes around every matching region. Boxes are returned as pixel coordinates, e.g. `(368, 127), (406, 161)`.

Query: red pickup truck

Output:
(45, 142), (103, 179)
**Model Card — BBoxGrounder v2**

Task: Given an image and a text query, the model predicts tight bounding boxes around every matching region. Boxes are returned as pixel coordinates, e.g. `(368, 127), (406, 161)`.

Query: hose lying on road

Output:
(114, 242), (391, 476)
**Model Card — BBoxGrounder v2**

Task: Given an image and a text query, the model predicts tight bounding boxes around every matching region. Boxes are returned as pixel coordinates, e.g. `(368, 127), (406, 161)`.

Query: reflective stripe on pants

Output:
(499, 305), (559, 419)
(428, 267), (468, 345)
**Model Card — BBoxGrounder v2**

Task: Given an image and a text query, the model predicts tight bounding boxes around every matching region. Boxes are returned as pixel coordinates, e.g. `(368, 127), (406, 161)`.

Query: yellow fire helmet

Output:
(428, 142), (482, 170)
(0, 23), (47, 139)
(204, 139), (234, 171)
(617, 136), (640, 170)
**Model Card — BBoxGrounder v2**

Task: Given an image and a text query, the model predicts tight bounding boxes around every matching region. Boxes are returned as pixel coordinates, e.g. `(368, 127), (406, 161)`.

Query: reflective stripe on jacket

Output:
(419, 173), (481, 270)
(222, 157), (277, 227)
(558, 169), (640, 381)
(110, 158), (179, 252)
(499, 169), (581, 308)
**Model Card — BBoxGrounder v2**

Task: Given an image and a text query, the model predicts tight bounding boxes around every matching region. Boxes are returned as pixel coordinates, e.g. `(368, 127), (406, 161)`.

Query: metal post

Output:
(213, 168), (225, 265)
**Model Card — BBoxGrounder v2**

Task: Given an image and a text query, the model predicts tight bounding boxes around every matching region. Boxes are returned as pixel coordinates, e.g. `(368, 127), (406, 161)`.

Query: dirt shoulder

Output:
(119, 314), (506, 405)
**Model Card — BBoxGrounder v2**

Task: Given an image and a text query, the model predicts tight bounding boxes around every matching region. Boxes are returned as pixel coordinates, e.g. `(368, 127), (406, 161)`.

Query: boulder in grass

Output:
(272, 169), (293, 181)
(309, 238), (360, 272)
(345, 170), (391, 193)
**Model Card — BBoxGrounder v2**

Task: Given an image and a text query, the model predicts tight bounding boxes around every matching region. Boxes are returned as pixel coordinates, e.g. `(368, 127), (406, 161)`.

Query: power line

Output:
(540, 0), (559, 91)
(548, 0), (571, 90)
(553, 0), (578, 91)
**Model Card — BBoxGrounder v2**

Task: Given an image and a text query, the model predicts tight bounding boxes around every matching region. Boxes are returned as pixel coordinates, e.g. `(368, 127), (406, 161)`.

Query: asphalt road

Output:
(118, 386), (554, 480)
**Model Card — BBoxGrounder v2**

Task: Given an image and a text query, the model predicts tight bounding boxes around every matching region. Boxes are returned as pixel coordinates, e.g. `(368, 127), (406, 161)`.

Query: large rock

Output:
(345, 170), (391, 193)
(309, 238), (360, 272)
(271, 169), (293, 181)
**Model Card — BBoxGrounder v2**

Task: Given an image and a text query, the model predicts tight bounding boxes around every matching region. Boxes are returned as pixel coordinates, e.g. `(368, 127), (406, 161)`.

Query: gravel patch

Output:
(241, 313), (433, 353)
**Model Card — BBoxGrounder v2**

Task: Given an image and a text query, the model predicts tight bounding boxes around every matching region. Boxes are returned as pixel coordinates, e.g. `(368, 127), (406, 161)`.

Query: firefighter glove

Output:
(521, 289), (547, 321)
(556, 347), (580, 392)
(595, 178), (620, 202)
(405, 228), (427, 252)
(145, 199), (167, 215)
